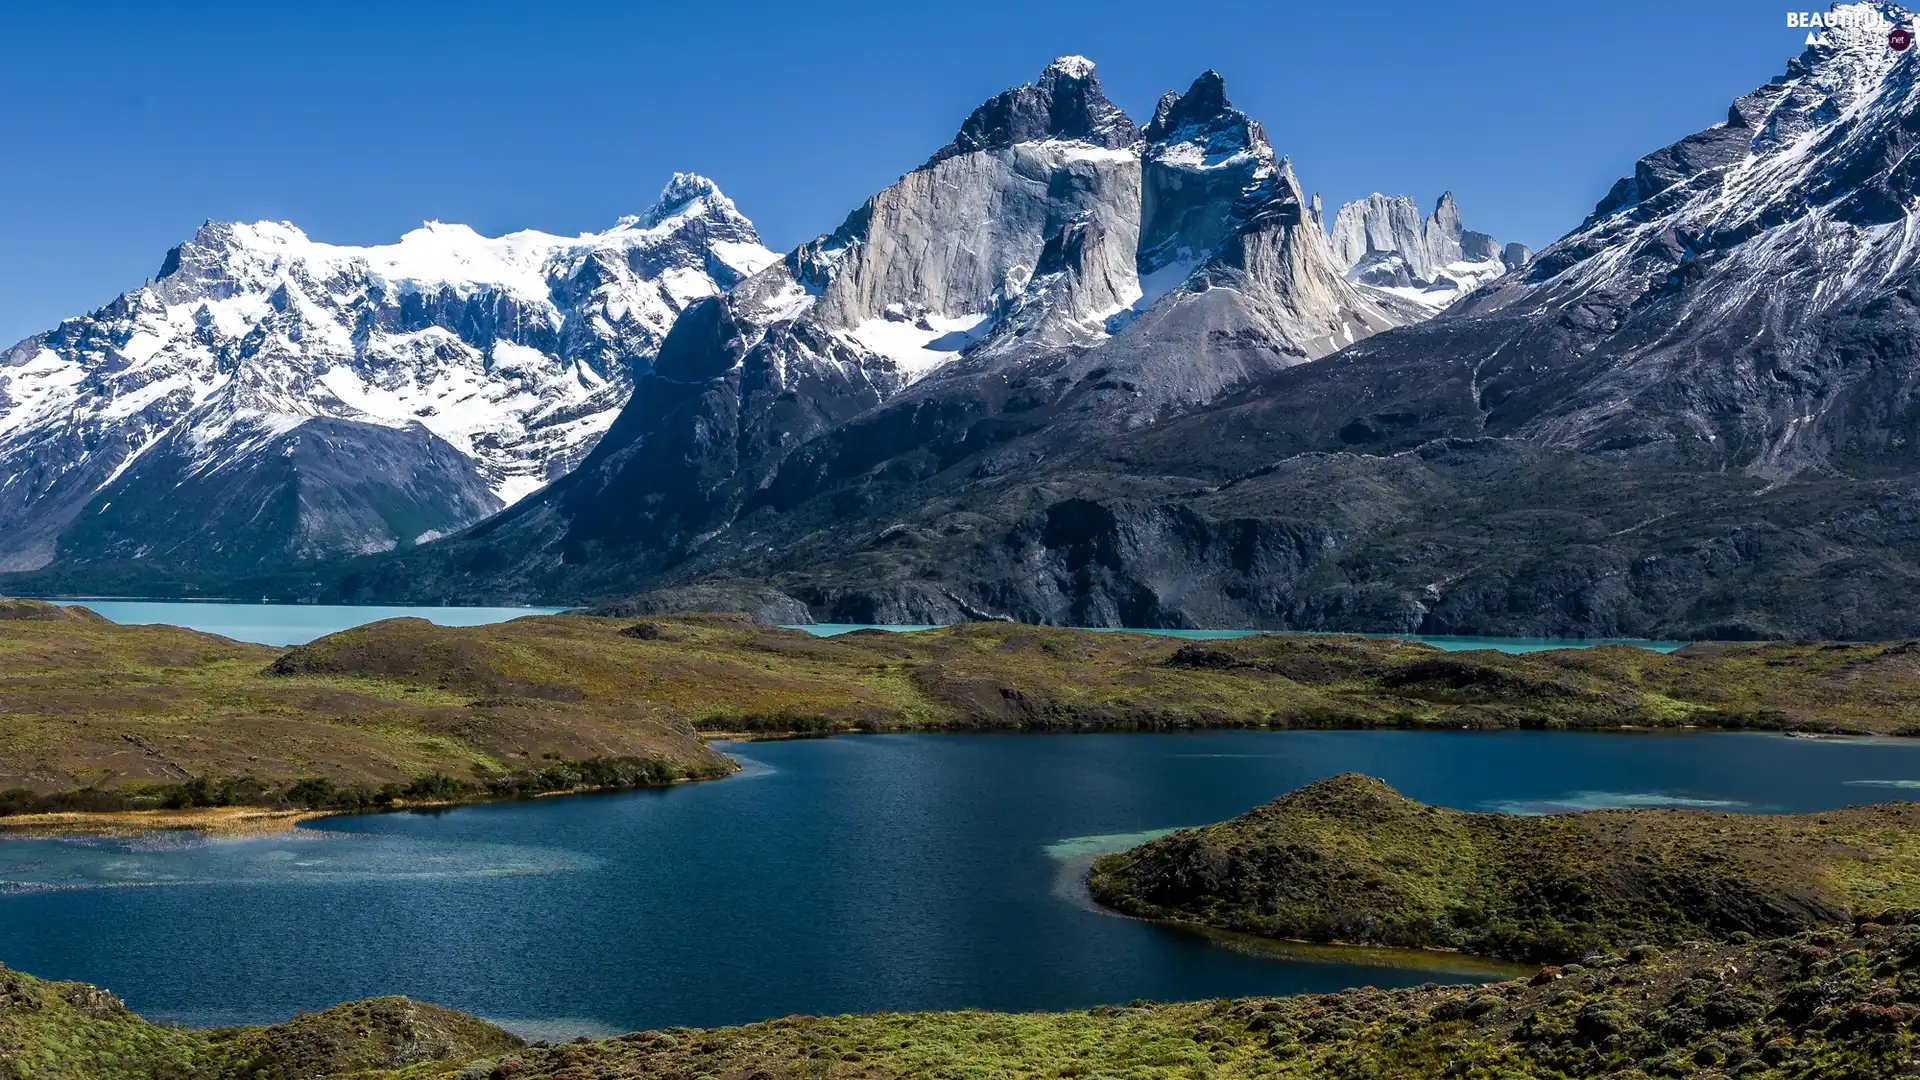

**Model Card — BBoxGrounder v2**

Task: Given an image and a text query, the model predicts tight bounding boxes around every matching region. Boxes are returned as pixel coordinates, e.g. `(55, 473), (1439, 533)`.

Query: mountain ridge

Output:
(14, 11), (1883, 637)
(0, 173), (774, 573)
(406, 2), (1920, 639)
(327, 59), (1522, 607)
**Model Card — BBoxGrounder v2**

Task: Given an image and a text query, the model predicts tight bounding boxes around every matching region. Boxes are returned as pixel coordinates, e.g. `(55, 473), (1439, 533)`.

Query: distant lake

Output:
(47, 600), (565, 646)
(0, 730), (1910, 1037)
(42, 602), (1687, 652)
(796, 624), (1687, 654)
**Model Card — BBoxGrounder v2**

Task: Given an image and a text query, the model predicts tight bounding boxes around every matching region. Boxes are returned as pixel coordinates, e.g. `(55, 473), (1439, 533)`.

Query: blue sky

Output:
(0, 1), (1815, 346)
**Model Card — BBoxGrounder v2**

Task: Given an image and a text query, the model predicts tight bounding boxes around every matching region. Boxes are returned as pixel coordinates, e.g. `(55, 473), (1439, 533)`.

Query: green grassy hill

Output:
(0, 601), (735, 816)
(1091, 775), (1920, 963)
(0, 963), (520, 1080)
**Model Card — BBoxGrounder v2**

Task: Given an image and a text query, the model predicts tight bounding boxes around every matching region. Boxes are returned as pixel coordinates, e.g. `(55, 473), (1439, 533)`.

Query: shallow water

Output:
(1, 729), (1912, 1035)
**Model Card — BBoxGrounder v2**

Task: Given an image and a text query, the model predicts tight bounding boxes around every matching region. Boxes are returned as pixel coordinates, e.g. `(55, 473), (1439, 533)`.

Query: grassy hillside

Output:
(12, 598), (1920, 813)
(0, 601), (734, 815)
(1091, 775), (1920, 963)
(167, 606), (1920, 739)
(12, 924), (1920, 1078)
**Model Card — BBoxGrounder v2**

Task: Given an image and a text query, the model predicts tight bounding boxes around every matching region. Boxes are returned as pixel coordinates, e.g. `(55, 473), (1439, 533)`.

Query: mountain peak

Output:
(1568, 0), (1915, 255)
(929, 57), (1136, 164)
(1042, 55), (1097, 81)
(1143, 70), (1237, 142)
(1327, 191), (1514, 309)
(634, 172), (743, 230)
(1135, 69), (1274, 275)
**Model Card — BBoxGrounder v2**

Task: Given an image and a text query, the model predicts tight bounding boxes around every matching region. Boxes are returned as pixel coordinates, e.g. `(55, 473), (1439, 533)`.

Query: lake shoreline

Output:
(12, 729), (1920, 1043)
(9, 926), (1913, 1079)
(9, 723), (1913, 838)
(8, 604), (1920, 842)
(0, 805), (335, 837)
(0, 773), (737, 838)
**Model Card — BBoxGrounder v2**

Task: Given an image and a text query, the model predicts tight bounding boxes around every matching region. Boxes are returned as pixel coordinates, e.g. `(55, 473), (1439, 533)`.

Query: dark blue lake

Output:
(3, 730), (1917, 1038)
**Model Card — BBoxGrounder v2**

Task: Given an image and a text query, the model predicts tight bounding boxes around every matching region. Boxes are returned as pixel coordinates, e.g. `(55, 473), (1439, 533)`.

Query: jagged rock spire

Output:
(1144, 70), (1231, 141)
(929, 56), (1137, 164)
(1138, 69), (1274, 274)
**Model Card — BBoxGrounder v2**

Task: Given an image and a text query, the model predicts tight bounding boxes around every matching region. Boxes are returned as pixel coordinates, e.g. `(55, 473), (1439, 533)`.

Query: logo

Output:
(1893, 25), (1915, 50)
(1789, 8), (1897, 46)
(1788, 9), (1892, 29)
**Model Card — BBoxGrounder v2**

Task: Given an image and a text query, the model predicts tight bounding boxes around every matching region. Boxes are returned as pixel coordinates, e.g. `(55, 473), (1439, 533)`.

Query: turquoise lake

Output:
(0, 730), (1913, 1037)
(47, 600), (566, 646)
(43, 599), (1685, 652)
(799, 624), (1687, 652)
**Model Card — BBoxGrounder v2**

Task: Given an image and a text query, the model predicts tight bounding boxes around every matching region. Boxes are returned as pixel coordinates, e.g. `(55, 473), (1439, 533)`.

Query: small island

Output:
(1089, 774), (1920, 963)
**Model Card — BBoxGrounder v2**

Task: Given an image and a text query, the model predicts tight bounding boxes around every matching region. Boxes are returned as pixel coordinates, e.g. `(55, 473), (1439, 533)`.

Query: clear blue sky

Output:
(0, 1), (1810, 346)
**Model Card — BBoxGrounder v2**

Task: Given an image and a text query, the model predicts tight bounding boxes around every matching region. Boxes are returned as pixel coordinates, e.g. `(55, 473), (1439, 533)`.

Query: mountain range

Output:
(0, 175), (773, 573)
(326, 58), (1537, 613)
(10, 4), (1912, 641)
(0, 59), (1508, 592)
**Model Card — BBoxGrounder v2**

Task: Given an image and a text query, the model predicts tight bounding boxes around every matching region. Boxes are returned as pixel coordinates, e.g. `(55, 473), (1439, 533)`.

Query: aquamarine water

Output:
(0, 729), (1910, 1036)
(41, 600), (1684, 653)
(47, 600), (565, 646)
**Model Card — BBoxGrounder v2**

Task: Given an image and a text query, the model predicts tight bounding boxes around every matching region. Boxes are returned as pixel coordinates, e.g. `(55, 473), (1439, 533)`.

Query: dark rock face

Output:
(1138, 71), (1272, 275)
(55, 417), (500, 571)
(930, 55), (1137, 164)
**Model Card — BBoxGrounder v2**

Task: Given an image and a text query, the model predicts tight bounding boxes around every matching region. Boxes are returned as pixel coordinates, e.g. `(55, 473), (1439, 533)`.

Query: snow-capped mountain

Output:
(355, 4), (1920, 641)
(339, 60), (1437, 602)
(715, 0), (1920, 636)
(0, 174), (774, 571)
(1419, 0), (1920, 473)
(814, 0), (1920, 637)
(1328, 192), (1530, 313)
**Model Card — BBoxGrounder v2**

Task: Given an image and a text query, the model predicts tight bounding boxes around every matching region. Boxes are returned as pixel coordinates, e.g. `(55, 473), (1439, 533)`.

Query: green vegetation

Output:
(0, 962), (520, 1079)
(22, 604), (1920, 1075)
(1090, 775), (1920, 964)
(0, 601), (734, 816)
(11, 599), (1920, 815)
(14, 926), (1920, 1077)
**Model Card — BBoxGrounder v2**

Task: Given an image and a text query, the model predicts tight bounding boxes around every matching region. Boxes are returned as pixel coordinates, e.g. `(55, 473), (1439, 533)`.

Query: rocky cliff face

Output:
(1328, 192), (1525, 312)
(0, 176), (774, 573)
